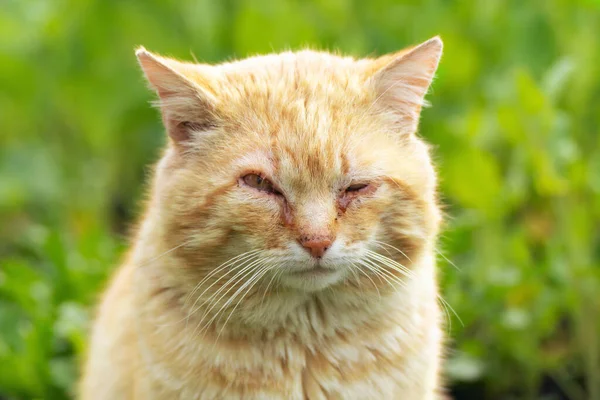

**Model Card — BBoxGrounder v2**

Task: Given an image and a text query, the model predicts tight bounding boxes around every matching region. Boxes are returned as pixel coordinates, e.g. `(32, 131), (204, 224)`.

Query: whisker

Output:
(192, 257), (267, 336)
(215, 263), (274, 340)
(259, 263), (284, 308)
(366, 248), (412, 270)
(185, 253), (261, 325)
(195, 257), (263, 318)
(372, 240), (412, 262)
(213, 261), (273, 328)
(437, 296), (452, 333)
(438, 294), (463, 327)
(362, 253), (460, 332)
(203, 263), (271, 341)
(363, 255), (412, 288)
(346, 261), (362, 287)
(349, 260), (380, 299)
(137, 240), (193, 268)
(152, 253), (259, 331)
(185, 256), (262, 331)
(367, 250), (414, 276)
(183, 250), (261, 308)
(436, 248), (460, 271)
(372, 242), (394, 258)
(376, 268), (410, 290)
(365, 250), (415, 280)
(356, 259), (403, 290)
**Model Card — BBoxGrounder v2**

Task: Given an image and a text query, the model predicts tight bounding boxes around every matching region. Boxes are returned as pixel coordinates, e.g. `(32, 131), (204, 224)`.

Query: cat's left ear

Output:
(370, 36), (443, 134)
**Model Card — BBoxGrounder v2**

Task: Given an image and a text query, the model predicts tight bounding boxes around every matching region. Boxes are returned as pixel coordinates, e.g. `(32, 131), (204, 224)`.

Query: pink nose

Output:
(298, 236), (334, 258)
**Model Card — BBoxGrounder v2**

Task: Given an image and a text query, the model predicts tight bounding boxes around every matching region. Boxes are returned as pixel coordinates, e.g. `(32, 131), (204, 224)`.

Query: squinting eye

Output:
(345, 183), (369, 193)
(242, 173), (280, 195)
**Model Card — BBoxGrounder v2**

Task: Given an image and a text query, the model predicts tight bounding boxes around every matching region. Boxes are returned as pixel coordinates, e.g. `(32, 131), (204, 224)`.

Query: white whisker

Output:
(183, 250), (261, 308)
(356, 259), (402, 290)
(436, 248), (460, 271)
(365, 250), (415, 279)
(138, 240), (193, 268)
(185, 253), (261, 327)
(349, 260), (380, 299)
(372, 240), (412, 262)
(259, 264), (284, 308)
(193, 257), (267, 336)
(438, 294), (463, 328)
(214, 263), (274, 340)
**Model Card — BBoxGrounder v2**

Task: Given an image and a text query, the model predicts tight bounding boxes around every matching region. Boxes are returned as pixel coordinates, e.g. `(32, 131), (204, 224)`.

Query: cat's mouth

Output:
(279, 262), (346, 291)
(290, 265), (335, 277)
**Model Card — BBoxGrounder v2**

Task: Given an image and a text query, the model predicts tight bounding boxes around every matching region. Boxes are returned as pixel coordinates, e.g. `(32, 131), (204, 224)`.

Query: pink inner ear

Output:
(168, 121), (196, 143)
(159, 103), (215, 144)
(170, 121), (190, 143)
(137, 49), (218, 145)
(372, 38), (442, 134)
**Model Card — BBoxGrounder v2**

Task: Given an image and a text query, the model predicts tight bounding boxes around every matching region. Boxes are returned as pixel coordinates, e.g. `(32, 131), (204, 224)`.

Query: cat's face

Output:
(138, 39), (442, 293)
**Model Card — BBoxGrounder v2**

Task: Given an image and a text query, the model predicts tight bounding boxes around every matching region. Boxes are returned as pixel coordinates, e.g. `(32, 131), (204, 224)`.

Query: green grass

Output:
(1, 0), (599, 398)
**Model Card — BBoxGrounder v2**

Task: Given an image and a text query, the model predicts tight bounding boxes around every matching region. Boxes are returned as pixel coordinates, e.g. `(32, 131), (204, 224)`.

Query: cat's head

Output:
(137, 38), (442, 293)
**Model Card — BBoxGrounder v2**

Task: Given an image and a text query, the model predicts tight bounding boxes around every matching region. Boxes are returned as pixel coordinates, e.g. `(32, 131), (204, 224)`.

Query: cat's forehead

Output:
(215, 52), (391, 189)
(215, 51), (372, 104)
(216, 51), (378, 155)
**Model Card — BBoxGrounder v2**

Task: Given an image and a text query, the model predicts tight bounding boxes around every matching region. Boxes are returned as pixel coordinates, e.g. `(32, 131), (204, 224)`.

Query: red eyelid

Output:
(343, 181), (380, 197)
(346, 183), (369, 191)
(240, 171), (284, 196)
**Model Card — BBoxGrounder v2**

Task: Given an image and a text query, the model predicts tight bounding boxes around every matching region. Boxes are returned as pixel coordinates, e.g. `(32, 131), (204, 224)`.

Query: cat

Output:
(79, 36), (445, 399)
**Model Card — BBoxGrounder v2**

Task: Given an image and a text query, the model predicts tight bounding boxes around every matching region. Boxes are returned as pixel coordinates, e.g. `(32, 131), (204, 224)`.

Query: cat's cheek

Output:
(336, 202), (382, 247)
(226, 194), (294, 250)
(379, 200), (430, 264)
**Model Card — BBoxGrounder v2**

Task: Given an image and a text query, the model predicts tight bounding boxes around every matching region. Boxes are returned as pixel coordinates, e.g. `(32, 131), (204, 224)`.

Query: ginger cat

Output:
(80, 37), (445, 399)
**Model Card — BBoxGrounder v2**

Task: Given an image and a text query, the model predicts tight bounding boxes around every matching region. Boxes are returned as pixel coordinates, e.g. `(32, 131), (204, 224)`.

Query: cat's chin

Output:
(279, 267), (346, 292)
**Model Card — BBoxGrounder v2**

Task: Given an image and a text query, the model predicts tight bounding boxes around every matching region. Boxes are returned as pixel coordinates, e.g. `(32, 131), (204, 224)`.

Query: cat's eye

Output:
(242, 174), (281, 195)
(345, 183), (369, 193)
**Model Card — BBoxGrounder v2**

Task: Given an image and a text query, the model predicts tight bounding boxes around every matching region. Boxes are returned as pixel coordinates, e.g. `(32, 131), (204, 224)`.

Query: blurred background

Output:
(1, 0), (599, 399)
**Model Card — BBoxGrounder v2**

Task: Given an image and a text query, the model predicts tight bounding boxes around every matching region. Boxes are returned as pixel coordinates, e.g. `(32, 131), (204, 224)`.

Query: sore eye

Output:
(242, 174), (280, 195)
(345, 183), (369, 193)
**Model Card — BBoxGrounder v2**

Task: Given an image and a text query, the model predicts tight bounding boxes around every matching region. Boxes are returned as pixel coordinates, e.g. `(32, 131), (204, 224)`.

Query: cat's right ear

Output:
(135, 47), (219, 145)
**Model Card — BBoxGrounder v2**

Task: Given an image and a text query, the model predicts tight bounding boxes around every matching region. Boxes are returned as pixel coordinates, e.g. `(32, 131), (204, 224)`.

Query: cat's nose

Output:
(298, 235), (334, 258)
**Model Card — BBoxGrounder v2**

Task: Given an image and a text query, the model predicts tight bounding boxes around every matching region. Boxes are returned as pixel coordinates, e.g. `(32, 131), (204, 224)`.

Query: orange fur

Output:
(80, 37), (445, 399)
